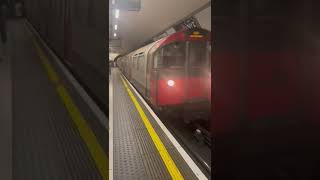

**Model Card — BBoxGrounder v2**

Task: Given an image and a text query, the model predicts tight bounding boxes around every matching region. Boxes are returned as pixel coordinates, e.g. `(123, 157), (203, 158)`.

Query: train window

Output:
(162, 42), (186, 68)
(153, 49), (163, 68)
(136, 57), (138, 70)
(134, 57), (138, 70)
(138, 55), (144, 70)
(189, 41), (209, 67)
(132, 57), (136, 69)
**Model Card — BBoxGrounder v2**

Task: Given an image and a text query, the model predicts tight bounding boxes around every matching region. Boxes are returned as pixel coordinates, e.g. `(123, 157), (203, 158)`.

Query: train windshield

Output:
(154, 42), (186, 68)
(189, 41), (211, 67)
(153, 41), (211, 69)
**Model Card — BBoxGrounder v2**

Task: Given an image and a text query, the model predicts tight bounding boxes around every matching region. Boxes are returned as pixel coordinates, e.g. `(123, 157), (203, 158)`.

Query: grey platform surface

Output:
(11, 20), (103, 180)
(111, 68), (200, 180)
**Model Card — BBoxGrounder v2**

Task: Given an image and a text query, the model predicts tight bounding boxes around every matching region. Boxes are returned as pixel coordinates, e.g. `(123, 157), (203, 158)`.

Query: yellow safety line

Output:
(120, 75), (184, 180)
(34, 42), (59, 84)
(32, 40), (108, 180)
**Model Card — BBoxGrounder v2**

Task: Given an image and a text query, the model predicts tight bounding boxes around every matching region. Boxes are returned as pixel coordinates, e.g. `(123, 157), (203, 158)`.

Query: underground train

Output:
(117, 28), (211, 124)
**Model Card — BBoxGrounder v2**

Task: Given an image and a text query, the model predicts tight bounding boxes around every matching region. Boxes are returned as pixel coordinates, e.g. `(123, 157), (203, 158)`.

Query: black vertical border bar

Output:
(210, 1), (214, 178)
(300, 0), (313, 120)
(239, 0), (249, 125)
(106, 0), (110, 116)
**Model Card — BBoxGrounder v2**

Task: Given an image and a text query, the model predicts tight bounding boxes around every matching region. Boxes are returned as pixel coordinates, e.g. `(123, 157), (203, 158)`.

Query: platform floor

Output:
(0, 19), (108, 180)
(110, 67), (208, 180)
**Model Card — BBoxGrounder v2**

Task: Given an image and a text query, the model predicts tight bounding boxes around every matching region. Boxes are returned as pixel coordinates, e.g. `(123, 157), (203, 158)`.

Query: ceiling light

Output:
(114, 24), (118, 30)
(112, 0), (115, 5)
(114, 33), (117, 37)
(115, 9), (119, 18)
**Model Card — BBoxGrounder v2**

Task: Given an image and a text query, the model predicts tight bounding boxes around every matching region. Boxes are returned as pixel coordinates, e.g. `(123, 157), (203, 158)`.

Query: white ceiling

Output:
(109, 0), (211, 54)
(109, 53), (120, 61)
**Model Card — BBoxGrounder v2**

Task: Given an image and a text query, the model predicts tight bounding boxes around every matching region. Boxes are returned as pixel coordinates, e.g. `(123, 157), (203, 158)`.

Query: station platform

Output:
(0, 19), (108, 179)
(110, 68), (209, 180)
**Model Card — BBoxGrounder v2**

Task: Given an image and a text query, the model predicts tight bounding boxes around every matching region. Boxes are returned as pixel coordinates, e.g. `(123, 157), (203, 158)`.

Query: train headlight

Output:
(167, 80), (175, 87)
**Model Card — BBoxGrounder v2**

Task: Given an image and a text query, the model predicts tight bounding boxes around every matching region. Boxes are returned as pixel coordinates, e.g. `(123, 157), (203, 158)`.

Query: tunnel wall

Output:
(24, 0), (108, 113)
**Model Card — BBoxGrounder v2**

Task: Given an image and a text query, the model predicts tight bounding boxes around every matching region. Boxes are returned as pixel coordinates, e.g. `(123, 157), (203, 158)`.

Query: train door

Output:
(146, 51), (152, 100)
(126, 57), (130, 77)
(150, 43), (187, 108)
(149, 49), (163, 105)
(128, 56), (132, 80)
(183, 39), (211, 123)
(132, 56), (138, 84)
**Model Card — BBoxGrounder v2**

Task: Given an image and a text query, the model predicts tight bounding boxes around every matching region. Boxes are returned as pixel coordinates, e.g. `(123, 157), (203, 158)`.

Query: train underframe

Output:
(157, 101), (211, 145)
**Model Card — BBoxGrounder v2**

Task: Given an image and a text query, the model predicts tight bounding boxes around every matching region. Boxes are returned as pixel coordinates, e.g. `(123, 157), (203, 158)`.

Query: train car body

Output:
(118, 28), (211, 123)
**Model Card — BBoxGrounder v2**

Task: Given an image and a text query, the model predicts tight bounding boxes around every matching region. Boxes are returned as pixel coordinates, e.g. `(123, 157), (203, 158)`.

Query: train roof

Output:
(122, 28), (211, 58)
(157, 28), (210, 48)
(130, 40), (161, 57)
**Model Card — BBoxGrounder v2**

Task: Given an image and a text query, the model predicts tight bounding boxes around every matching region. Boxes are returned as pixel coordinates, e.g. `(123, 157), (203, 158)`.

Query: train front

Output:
(151, 28), (211, 126)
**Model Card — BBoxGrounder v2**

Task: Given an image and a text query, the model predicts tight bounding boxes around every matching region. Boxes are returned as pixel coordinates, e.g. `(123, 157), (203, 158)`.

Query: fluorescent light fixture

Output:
(114, 24), (118, 30)
(112, 0), (115, 4)
(114, 33), (117, 37)
(115, 9), (119, 18)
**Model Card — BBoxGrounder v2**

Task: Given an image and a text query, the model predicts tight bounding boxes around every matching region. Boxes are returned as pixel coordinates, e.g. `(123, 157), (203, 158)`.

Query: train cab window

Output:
(163, 42), (186, 68)
(153, 42), (186, 69)
(189, 41), (210, 67)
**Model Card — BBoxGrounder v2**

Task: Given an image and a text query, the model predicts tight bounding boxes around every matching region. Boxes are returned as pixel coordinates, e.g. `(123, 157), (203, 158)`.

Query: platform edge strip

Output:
(23, 19), (108, 130)
(109, 70), (113, 180)
(121, 73), (208, 180)
(120, 75), (184, 180)
(32, 39), (108, 180)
